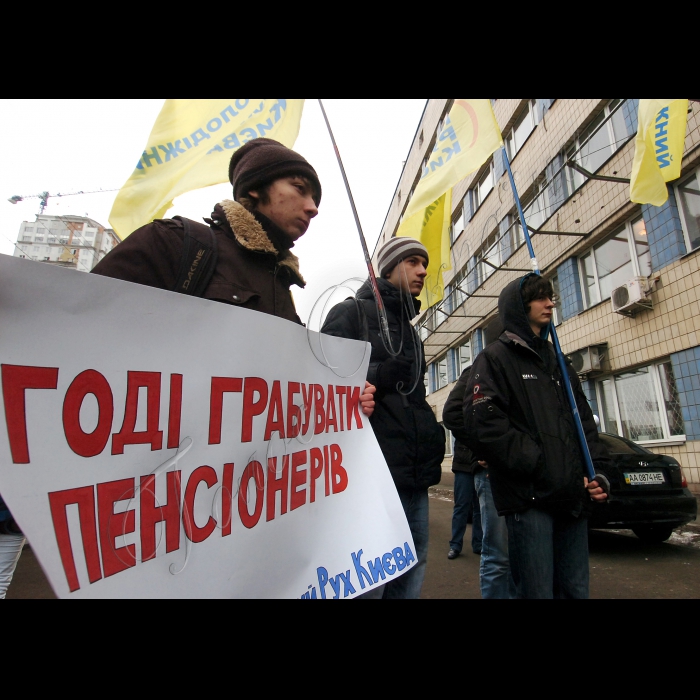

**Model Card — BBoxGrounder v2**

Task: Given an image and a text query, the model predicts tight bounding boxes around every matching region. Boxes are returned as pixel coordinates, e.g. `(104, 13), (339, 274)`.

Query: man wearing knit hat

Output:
(92, 136), (376, 405)
(322, 237), (446, 599)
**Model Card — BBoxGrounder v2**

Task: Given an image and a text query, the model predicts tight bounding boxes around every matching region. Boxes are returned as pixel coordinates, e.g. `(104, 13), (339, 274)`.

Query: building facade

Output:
(374, 99), (700, 492)
(13, 214), (120, 272)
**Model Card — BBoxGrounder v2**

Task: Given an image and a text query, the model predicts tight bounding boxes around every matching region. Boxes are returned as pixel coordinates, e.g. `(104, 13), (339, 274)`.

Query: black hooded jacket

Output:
(321, 278), (445, 490)
(463, 274), (613, 516)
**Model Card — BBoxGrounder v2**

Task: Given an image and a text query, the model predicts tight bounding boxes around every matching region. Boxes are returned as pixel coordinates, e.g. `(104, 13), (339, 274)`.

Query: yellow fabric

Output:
(396, 191), (452, 308)
(630, 99), (688, 207)
(397, 99), (503, 307)
(109, 99), (304, 239)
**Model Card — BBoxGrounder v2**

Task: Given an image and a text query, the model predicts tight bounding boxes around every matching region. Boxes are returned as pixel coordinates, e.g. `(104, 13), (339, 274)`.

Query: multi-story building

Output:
(13, 214), (120, 272)
(374, 99), (700, 493)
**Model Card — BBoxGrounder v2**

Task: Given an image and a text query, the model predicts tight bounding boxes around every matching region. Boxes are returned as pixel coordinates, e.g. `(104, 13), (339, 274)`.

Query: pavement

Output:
(7, 468), (700, 599)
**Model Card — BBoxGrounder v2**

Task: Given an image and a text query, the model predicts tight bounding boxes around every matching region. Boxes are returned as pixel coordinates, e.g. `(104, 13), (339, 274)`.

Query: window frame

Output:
(505, 99), (539, 160)
(675, 164), (700, 254)
(471, 161), (495, 211)
(566, 99), (629, 193)
(578, 214), (651, 309)
(595, 360), (686, 445)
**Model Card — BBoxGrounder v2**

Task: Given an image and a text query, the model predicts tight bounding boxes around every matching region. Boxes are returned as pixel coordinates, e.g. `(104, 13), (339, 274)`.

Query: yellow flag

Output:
(397, 99), (503, 307)
(109, 99), (305, 239)
(630, 99), (688, 206)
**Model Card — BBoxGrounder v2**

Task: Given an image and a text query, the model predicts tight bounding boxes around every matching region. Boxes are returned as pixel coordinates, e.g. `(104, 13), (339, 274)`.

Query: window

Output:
(33, 246), (39, 252)
(431, 355), (449, 392)
(85, 230), (95, 238)
(676, 167), (700, 253)
(22, 236), (31, 242)
(471, 161), (495, 210)
(48, 236), (56, 243)
(442, 424), (453, 457)
(456, 336), (473, 375)
(505, 100), (538, 159)
(551, 275), (562, 326)
(579, 216), (651, 308)
(566, 100), (630, 192)
(424, 371), (429, 395)
(35, 235), (43, 242)
(450, 207), (464, 246)
(24, 227), (34, 233)
(596, 361), (685, 443)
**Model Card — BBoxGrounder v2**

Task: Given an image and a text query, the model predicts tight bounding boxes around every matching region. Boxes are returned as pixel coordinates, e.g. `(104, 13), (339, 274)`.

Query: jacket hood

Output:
(212, 200), (305, 288)
(356, 276), (421, 319)
(498, 273), (550, 344)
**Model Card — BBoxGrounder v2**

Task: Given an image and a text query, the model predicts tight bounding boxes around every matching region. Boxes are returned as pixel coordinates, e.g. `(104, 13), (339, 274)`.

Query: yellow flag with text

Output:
(110, 99), (305, 239)
(630, 99), (688, 207)
(397, 99), (503, 308)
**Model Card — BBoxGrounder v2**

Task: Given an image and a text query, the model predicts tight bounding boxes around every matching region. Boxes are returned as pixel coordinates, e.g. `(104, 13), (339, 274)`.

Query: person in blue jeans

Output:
(473, 465), (516, 599)
(443, 373), (482, 559)
(463, 274), (609, 599)
(448, 471), (482, 558)
(444, 368), (513, 598)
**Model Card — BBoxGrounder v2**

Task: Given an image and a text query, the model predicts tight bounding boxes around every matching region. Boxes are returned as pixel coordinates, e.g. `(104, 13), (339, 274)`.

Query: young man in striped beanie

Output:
(322, 237), (445, 599)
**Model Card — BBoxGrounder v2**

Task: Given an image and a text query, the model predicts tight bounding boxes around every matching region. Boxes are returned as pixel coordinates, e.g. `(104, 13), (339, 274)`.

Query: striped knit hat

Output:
(377, 237), (429, 277)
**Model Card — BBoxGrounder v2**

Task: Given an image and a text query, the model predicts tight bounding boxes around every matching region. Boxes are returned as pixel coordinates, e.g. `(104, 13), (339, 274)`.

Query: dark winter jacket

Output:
(92, 200), (305, 324)
(442, 368), (481, 474)
(463, 274), (613, 516)
(322, 277), (445, 491)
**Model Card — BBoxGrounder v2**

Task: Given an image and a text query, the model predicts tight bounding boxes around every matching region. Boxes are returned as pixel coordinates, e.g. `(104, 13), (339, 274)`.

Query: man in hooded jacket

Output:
(321, 237), (445, 599)
(463, 273), (609, 599)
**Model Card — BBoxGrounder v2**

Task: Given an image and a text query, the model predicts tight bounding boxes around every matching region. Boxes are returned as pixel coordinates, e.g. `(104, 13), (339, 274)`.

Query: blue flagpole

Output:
(501, 146), (605, 488)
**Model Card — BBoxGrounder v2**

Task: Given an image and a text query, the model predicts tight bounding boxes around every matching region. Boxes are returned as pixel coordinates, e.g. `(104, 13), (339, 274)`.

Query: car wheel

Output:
(631, 525), (675, 543)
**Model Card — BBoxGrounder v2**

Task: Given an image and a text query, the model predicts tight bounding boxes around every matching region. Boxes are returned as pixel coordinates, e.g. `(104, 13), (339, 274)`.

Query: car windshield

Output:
(598, 432), (653, 455)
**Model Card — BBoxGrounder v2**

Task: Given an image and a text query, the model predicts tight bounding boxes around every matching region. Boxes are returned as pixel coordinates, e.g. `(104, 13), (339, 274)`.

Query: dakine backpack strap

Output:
(171, 216), (219, 297)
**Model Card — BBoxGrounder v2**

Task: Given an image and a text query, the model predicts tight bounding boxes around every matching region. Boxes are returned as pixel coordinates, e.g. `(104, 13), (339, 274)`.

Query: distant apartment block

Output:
(13, 214), (121, 272)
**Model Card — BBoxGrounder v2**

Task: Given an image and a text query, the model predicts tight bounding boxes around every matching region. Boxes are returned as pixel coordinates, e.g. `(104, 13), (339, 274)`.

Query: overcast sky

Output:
(0, 99), (426, 326)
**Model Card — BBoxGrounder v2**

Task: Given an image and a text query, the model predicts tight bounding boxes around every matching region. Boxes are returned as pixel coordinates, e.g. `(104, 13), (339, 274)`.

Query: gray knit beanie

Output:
(377, 237), (429, 277)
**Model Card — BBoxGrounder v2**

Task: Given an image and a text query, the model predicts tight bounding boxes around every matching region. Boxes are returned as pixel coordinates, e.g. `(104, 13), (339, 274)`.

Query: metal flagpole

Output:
(317, 99), (397, 354)
(501, 146), (609, 492)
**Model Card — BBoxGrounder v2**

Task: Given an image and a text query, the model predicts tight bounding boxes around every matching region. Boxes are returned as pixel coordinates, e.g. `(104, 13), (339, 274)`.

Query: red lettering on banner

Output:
(323, 445), (331, 497)
(48, 485), (102, 592)
(1, 364), (59, 464)
(97, 478), (136, 578)
(309, 447), (324, 503)
(286, 382), (302, 438)
(346, 386), (363, 430)
(301, 383), (313, 435)
(330, 444), (349, 494)
(314, 384), (326, 435)
(266, 455), (289, 521)
(167, 374), (183, 449)
(326, 385), (338, 433)
(241, 377), (268, 442)
(140, 471), (181, 561)
(183, 466), (218, 543)
(62, 370), (114, 458)
(111, 372), (163, 454)
(238, 460), (264, 528)
(264, 380), (285, 440)
(290, 450), (307, 511)
(208, 377), (242, 444)
(221, 462), (234, 537)
(335, 386), (347, 431)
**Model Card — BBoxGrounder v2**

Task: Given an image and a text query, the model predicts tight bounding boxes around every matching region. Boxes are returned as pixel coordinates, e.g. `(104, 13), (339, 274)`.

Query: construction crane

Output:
(8, 188), (119, 215)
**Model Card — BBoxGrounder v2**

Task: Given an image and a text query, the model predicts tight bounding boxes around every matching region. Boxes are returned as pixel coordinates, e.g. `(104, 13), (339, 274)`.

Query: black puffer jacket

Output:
(322, 278), (445, 490)
(442, 368), (480, 474)
(463, 274), (613, 516)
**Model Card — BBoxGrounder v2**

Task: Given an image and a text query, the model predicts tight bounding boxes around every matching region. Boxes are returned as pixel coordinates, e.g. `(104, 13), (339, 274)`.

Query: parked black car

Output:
(590, 432), (697, 543)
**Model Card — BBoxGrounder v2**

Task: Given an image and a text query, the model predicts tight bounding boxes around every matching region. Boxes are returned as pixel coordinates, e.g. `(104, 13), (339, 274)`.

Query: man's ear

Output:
(247, 190), (260, 203)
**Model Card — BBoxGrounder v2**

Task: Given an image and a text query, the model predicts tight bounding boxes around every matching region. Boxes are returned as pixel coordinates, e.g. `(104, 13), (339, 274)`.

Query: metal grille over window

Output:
(677, 170), (700, 252)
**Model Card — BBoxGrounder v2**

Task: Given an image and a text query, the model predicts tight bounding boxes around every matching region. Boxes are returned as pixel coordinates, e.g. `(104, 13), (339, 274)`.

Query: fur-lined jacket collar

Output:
(217, 199), (305, 288)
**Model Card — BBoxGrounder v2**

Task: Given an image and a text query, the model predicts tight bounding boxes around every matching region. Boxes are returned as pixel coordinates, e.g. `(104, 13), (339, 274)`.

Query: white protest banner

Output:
(0, 256), (415, 598)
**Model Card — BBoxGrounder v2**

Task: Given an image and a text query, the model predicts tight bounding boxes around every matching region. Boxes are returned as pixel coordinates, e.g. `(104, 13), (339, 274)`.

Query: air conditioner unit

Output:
(611, 276), (652, 315)
(569, 345), (606, 375)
